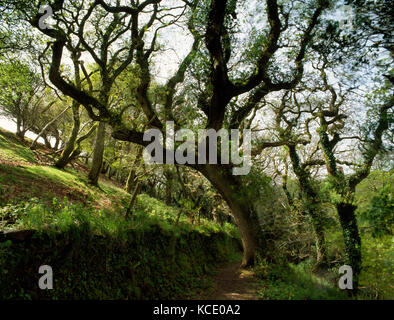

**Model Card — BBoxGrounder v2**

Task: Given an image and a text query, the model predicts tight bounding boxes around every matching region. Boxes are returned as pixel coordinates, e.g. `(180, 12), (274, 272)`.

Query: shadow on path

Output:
(200, 262), (259, 300)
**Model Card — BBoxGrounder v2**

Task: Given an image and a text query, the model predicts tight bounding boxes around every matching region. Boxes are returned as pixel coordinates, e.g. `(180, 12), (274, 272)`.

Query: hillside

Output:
(0, 128), (131, 210)
(0, 128), (392, 301)
(0, 127), (241, 233)
(0, 129), (242, 299)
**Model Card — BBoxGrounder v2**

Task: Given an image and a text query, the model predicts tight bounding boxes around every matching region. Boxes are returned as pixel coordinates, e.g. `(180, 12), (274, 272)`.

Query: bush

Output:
(360, 184), (393, 238)
(358, 234), (394, 299)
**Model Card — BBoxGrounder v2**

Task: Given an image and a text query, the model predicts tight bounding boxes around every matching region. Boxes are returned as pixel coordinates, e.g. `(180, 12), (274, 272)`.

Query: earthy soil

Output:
(199, 262), (259, 300)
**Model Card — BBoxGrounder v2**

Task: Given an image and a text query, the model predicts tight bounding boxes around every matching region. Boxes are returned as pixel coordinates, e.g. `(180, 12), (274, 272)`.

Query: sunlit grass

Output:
(0, 131), (37, 163)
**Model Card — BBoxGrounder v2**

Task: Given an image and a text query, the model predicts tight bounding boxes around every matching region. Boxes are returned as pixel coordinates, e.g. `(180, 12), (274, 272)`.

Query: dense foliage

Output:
(0, 0), (392, 300)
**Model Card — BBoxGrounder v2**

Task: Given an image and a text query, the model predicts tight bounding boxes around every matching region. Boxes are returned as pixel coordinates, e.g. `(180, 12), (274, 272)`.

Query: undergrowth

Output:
(0, 196), (240, 300)
(255, 259), (349, 300)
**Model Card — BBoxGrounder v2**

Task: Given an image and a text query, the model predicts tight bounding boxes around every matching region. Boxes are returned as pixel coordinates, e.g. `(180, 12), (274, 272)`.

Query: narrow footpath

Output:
(199, 262), (259, 300)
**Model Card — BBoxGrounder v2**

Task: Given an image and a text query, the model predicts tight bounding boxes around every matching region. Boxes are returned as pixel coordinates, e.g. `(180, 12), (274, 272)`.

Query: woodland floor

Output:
(199, 262), (259, 300)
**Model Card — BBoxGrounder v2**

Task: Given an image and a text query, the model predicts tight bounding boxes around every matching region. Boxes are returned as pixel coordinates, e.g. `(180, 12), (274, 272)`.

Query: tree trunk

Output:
(16, 130), (26, 140)
(164, 168), (172, 205)
(101, 161), (109, 174)
(16, 117), (25, 140)
(53, 130), (61, 150)
(125, 181), (142, 219)
(30, 105), (70, 150)
(88, 122), (106, 186)
(148, 180), (155, 197)
(43, 135), (52, 149)
(301, 197), (328, 269)
(336, 202), (361, 294)
(125, 146), (143, 193)
(125, 168), (136, 193)
(199, 164), (265, 267)
(108, 167), (116, 180)
(59, 123), (98, 168)
(55, 101), (80, 168)
(287, 144), (328, 268)
(310, 209), (328, 269)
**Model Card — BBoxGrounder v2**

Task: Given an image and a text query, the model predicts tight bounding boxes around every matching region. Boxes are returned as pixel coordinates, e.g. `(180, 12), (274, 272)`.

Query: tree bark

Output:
(30, 105), (70, 150)
(16, 117), (25, 140)
(125, 146), (143, 193)
(101, 161), (109, 174)
(108, 167), (117, 179)
(310, 209), (328, 268)
(53, 130), (61, 150)
(43, 135), (52, 149)
(287, 144), (328, 268)
(336, 202), (361, 293)
(88, 121), (106, 186)
(199, 164), (266, 267)
(125, 168), (136, 193)
(125, 181), (142, 219)
(55, 101), (80, 168)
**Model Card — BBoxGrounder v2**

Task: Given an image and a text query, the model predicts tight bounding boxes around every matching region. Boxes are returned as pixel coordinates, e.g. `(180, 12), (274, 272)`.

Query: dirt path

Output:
(200, 262), (259, 300)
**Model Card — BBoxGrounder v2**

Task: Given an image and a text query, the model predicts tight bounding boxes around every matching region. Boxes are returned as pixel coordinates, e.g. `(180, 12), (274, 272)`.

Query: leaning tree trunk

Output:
(88, 122), (106, 186)
(125, 168), (137, 193)
(336, 202), (361, 293)
(43, 135), (53, 149)
(58, 123), (98, 168)
(125, 146), (143, 193)
(199, 164), (266, 267)
(55, 101), (80, 169)
(125, 181), (142, 219)
(31, 105), (70, 150)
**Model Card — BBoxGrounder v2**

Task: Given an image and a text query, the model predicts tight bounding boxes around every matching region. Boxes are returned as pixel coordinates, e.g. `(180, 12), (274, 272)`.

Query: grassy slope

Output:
(0, 129), (242, 300)
(0, 128), (131, 211)
(0, 127), (239, 237)
(0, 129), (37, 164)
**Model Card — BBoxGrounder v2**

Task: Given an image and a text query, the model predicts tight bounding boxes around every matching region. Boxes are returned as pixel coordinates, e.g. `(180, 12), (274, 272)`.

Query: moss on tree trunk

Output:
(336, 202), (361, 294)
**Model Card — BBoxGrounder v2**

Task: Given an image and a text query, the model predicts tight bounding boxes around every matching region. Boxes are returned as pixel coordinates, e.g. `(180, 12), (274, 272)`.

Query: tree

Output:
(88, 121), (106, 185)
(0, 59), (46, 139)
(54, 48), (83, 168)
(262, 92), (330, 268)
(316, 77), (392, 292)
(20, 0), (333, 266)
(276, 56), (392, 292)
